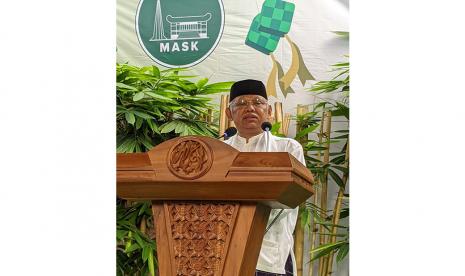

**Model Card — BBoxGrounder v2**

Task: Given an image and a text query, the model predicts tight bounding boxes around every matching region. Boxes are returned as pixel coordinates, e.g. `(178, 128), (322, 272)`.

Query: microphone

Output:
(261, 122), (272, 132)
(261, 122), (272, 152)
(219, 127), (237, 139)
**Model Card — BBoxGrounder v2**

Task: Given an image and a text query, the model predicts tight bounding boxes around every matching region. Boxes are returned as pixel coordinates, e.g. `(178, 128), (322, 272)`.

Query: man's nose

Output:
(245, 102), (256, 111)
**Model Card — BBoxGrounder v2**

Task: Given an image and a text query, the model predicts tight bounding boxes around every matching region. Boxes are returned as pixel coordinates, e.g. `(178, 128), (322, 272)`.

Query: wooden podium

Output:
(117, 136), (314, 276)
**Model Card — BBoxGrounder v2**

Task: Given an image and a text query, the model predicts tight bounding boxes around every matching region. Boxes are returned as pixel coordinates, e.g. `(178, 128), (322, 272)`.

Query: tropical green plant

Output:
(270, 121), (286, 137)
(116, 63), (233, 275)
(117, 200), (156, 276)
(117, 63), (233, 153)
(296, 58), (349, 276)
(309, 59), (349, 105)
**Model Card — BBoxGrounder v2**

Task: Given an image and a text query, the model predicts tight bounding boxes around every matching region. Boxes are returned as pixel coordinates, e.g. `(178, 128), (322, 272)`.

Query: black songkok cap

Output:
(229, 79), (267, 102)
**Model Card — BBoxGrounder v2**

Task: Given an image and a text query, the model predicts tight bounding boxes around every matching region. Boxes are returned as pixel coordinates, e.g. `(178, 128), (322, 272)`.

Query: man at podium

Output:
(224, 79), (305, 276)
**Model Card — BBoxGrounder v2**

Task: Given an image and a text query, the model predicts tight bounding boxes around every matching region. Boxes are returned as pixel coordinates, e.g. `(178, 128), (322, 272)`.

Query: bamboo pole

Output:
(308, 192), (318, 276)
(282, 113), (291, 136)
(207, 108), (213, 124)
(294, 104), (309, 276)
(219, 95), (229, 136)
(275, 102), (284, 134)
(140, 217), (147, 233)
(308, 106), (325, 276)
(318, 111), (332, 276)
(325, 140), (349, 276)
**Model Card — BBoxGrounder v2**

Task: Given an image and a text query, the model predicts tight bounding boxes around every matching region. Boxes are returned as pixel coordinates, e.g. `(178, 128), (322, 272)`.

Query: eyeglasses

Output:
(229, 97), (268, 110)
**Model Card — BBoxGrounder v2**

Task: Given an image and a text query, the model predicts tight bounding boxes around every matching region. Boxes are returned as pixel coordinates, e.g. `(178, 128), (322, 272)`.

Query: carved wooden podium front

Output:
(117, 136), (314, 276)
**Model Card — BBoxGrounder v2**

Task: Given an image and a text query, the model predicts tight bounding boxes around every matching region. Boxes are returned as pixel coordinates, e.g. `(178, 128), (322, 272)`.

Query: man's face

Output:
(226, 95), (272, 136)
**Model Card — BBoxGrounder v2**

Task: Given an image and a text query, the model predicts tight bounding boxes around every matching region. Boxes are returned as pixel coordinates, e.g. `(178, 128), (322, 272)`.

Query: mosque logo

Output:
(136, 0), (224, 68)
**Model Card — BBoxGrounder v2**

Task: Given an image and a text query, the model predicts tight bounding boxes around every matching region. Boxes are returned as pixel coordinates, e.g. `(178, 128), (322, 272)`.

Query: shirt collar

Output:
(233, 132), (266, 145)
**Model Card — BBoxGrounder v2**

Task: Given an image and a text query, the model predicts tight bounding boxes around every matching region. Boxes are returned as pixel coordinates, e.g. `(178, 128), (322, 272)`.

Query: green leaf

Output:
(137, 202), (148, 216)
(305, 141), (316, 148)
(125, 112), (135, 125)
(332, 103), (349, 119)
(133, 232), (145, 248)
(181, 126), (191, 136)
(271, 122), (282, 135)
(313, 102), (327, 110)
(332, 165), (348, 174)
(152, 66), (160, 78)
(116, 82), (138, 91)
(335, 208), (349, 220)
(133, 92), (145, 101)
(160, 121), (178, 133)
(116, 106), (127, 114)
(116, 230), (128, 240)
(116, 138), (136, 153)
(329, 152), (345, 156)
(300, 208), (311, 228)
(202, 82), (233, 91)
(310, 247), (334, 262)
(313, 221), (348, 228)
(146, 119), (160, 134)
(336, 243), (349, 262)
(315, 233), (347, 237)
(176, 80), (197, 92)
(307, 146), (328, 151)
(175, 121), (186, 134)
(332, 134), (348, 139)
(330, 155), (346, 164)
(328, 169), (345, 187)
(196, 78), (208, 89)
(142, 245), (149, 262)
(199, 82), (234, 94)
(132, 110), (153, 120)
(295, 124), (320, 140)
(310, 240), (347, 254)
(125, 243), (140, 253)
(135, 117), (143, 130)
(305, 156), (323, 163)
(332, 61), (350, 67)
(139, 136), (154, 151)
(332, 31), (349, 38)
(144, 91), (177, 103)
(152, 107), (164, 119)
(310, 240), (347, 262)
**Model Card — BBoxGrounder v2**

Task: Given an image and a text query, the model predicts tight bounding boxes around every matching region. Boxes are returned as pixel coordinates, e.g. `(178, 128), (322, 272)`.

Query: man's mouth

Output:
(243, 114), (259, 120)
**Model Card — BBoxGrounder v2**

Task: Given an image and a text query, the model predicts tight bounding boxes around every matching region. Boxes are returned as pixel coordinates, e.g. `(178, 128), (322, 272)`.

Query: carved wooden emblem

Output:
(166, 202), (238, 276)
(167, 137), (213, 180)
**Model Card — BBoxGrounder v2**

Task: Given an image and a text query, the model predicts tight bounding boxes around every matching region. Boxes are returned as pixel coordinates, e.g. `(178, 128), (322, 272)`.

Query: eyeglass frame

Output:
(228, 96), (269, 110)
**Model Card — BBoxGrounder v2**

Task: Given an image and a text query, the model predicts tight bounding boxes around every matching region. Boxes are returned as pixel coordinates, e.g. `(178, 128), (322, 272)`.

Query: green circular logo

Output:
(136, 0), (225, 68)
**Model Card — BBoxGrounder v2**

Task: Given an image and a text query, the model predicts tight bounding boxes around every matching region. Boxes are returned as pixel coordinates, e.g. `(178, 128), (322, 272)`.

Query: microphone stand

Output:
(261, 122), (283, 234)
(263, 123), (271, 153)
(265, 209), (284, 234)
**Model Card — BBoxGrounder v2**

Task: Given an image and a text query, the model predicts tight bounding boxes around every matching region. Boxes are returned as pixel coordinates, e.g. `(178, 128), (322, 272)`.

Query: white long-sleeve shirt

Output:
(224, 132), (305, 275)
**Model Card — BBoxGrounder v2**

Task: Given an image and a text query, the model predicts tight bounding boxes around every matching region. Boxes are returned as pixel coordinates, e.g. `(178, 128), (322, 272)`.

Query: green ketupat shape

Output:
(258, 0), (295, 37)
(245, 14), (281, 54)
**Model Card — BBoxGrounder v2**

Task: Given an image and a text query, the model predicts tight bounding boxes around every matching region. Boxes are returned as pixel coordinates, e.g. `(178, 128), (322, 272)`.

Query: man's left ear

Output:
(267, 104), (272, 117)
(226, 107), (233, 121)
